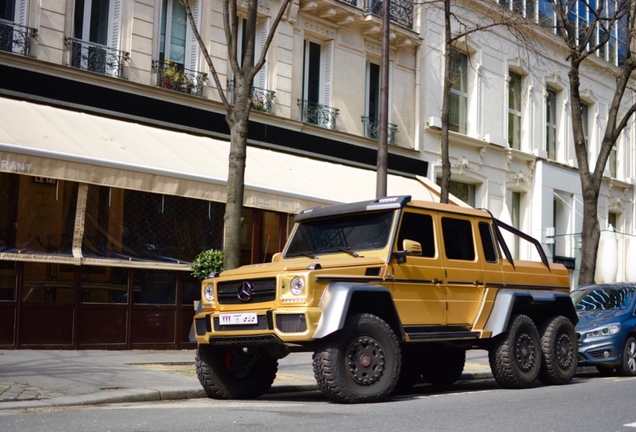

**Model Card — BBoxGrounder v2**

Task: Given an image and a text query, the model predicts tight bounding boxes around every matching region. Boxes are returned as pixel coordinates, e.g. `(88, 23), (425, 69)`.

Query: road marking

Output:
(624, 422), (636, 428)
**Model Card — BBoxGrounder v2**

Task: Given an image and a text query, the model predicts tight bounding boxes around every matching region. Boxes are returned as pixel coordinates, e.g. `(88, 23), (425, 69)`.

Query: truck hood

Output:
(216, 256), (388, 278)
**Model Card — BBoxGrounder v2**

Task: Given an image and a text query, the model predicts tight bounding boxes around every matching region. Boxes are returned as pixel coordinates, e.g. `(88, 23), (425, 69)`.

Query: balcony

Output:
(297, 99), (340, 129)
(361, 116), (398, 144)
(364, 0), (414, 29)
(66, 38), (129, 78)
(156, 60), (207, 97)
(0, 19), (37, 57)
(229, 81), (276, 113)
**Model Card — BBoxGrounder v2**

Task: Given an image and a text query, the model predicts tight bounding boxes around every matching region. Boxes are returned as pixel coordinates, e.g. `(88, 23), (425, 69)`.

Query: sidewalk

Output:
(0, 349), (492, 410)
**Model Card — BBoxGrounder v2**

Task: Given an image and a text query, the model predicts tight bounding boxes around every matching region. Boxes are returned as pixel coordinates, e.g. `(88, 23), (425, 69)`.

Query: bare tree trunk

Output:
(376, 0), (390, 198)
(223, 113), (249, 270)
(439, 0), (453, 204)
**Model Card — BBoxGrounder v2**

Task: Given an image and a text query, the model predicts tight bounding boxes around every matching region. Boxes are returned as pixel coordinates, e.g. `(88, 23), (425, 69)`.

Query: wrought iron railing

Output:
(297, 99), (339, 129)
(229, 80), (276, 113)
(66, 37), (129, 78)
(364, 0), (414, 29)
(156, 60), (207, 97)
(361, 116), (398, 144)
(338, 0), (358, 5)
(0, 19), (37, 57)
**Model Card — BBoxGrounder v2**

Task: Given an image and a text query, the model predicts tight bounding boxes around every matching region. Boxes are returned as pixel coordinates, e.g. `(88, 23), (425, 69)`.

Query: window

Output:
(506, 190), (521, 258)
(0, 0), (29, 54)
(442, 218), (475, 261)
(546, 89), (557, 159)
(72, 0), (122, 74)
(367, 62), (381, 124)
(300, 39), (337, 128)
(609, 145), (617, 177)
(478, 222), (498, 263)
(236, 17), (268, 89)
(159, 0), (199, 71)
(508, 71), (522, 149)
(397, 212), (436, 258)
(436, 178), (476, 207)
(449, 50), (468, 134)
(537, 0), (555, 27)
(581, 103), (589, 148)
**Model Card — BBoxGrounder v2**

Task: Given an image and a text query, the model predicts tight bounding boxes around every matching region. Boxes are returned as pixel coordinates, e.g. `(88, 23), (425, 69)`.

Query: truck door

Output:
(439, 216), (485, 326)
(391, 210), (446, 325)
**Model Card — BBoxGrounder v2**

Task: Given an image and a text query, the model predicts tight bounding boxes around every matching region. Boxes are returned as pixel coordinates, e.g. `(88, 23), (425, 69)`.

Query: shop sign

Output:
(1, 159), (32, 173)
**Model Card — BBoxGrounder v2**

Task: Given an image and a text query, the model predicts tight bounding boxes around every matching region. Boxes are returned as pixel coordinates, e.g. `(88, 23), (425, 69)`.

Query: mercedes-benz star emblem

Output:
(237, 281), (254, 303)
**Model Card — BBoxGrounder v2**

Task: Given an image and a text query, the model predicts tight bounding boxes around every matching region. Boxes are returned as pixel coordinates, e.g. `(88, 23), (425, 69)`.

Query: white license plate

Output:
(219, 313), (258, 325)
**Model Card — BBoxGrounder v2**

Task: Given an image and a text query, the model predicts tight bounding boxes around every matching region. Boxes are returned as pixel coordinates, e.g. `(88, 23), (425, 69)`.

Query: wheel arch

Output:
(312, 282), (403, 340)
(484, 289), (578, 337)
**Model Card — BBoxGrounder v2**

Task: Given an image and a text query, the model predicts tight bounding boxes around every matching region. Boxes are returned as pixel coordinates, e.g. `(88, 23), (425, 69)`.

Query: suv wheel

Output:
(312, 313), (401, 403)
(195, 344), (278, 399)
(489, 314), (541, 389)
(537, 315), (577, 385)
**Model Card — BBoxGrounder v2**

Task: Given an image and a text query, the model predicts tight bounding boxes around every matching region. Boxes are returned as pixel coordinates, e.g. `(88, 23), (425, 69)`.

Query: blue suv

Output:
(572, 283), (636, 376)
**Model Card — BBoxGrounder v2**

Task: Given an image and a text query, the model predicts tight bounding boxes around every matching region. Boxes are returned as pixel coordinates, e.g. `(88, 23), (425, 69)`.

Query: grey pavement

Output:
(0, 349), (492, 410)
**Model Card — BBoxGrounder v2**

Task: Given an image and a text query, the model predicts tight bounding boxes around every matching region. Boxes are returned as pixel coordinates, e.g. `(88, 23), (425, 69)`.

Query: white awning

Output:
(0, 98), (447, 213)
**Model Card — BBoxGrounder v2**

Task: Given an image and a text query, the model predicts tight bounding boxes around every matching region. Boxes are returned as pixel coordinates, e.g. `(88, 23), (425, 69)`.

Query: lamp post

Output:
(376, 0), (390, 198)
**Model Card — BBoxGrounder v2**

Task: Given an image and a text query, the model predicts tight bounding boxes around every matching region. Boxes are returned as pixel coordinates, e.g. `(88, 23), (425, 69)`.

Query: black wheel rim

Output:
(515, 332), (536, 372)
(346, 335), (386, 385)
(556, 333), (574, 369)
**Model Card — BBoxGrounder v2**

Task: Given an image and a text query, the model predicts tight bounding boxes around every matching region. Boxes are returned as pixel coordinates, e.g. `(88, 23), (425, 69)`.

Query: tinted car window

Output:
(573, 286), (635, 311)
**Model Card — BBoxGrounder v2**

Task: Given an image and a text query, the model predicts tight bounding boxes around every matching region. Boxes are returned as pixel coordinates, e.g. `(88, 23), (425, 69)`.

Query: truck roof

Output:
(295, 195), (491, 222)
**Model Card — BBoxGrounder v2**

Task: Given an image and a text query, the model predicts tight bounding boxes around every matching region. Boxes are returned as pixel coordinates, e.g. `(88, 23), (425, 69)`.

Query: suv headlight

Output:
(586, 323), (620, 339)
(290, 277), (305, 296)
(203, 283), (215, 303)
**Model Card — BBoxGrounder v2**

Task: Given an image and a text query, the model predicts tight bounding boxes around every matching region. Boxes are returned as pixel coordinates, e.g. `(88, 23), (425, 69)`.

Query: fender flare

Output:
(483, 289), (577, 337)
(312, 282), (400, 340)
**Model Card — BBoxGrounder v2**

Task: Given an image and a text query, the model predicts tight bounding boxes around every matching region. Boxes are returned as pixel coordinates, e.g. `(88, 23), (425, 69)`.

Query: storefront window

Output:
(81, 266), (128, 303)
(134, 269), (176, 305)
(182, 272), (200, 304)
(0, 173), (77, 256)
(0, 261), (16, 301)
(22, 262), (75, 303)
(82, 186), (224, 263)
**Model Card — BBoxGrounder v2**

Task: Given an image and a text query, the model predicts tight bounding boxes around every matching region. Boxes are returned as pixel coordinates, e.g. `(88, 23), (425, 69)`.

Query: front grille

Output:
(217, 278), (276, 304)
(213, 315), (269, 331)
(276, 314), (307, 333)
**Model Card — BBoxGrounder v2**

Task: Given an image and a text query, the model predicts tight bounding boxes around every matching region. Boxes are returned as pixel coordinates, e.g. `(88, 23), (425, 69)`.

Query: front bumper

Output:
(576, 335), (622, 367)
(193, 307), (322, 345)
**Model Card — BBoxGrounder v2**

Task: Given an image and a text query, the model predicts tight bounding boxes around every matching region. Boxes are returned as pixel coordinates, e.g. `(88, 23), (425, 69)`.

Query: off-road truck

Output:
(193, 196), (578, 403)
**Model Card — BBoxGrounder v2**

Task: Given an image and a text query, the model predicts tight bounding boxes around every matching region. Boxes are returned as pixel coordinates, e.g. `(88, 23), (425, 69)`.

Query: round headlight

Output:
(203, 283), (214, 302)
(290, 277), (305, 296)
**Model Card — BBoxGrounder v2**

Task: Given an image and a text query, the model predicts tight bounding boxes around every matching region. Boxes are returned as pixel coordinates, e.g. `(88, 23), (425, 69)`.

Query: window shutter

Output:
(185, 0), (201, 72)
(254, 18), (269, 89)
(15, 0), (28, 26)
(108, 0), (121, 49)
(322, 39), (334, 105)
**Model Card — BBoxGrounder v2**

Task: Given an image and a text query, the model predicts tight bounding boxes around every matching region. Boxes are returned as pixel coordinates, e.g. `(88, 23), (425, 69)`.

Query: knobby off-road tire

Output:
(312, 313), (401, 404)
(195, 344), (278, 399)
(537, 315), (577, 385)
(422, 344), (466, 387)
(489, 314), (541, 389)
(619, 336), (636, 376)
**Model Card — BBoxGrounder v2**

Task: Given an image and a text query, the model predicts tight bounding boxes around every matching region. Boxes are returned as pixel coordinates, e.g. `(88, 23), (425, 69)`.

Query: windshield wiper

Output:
(288, 250), (318, 259)
(322, 247), (360, 258)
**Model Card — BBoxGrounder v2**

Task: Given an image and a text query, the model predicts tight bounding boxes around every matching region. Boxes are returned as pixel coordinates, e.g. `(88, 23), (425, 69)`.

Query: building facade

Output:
(0, 0), (634, 348)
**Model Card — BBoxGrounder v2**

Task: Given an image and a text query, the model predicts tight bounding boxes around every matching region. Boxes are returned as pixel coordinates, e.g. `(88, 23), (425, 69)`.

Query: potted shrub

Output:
(191, 249), (224, 280)
(161, 60), (193, 92)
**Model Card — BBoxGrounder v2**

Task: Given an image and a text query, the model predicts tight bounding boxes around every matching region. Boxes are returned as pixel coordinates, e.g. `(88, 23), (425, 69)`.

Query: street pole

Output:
(376, 0), (390, 198)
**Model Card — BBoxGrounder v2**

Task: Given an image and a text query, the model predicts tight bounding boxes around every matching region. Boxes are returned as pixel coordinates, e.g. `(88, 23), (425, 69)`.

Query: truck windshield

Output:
(285, 211), (395, 258)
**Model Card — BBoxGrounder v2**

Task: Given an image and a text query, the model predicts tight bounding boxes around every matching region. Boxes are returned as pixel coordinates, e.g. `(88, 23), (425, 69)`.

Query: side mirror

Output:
(394, 239), (423, 263)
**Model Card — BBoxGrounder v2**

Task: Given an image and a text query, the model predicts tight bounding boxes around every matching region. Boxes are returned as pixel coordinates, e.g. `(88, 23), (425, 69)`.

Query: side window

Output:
(441, 217), (475, 261)
(397, 213), (435, 257)
(478, 222), (498, 263)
